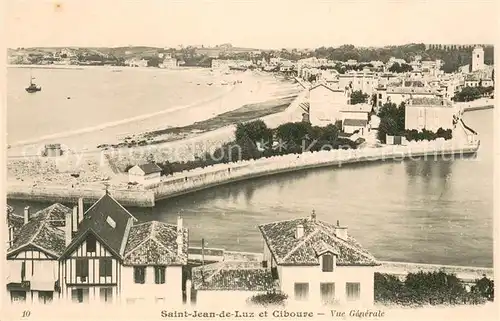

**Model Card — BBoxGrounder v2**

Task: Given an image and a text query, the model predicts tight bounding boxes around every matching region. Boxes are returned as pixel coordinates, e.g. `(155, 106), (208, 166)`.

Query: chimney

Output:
(176, 215), (184, 256)
(295, 224), (304, 239)
(334, 220), (348, 241)
(311, 209), (316, 221)
(72, 206), (78, 232)
(23, 206), (30, 225)
(78, 197), (84, 223)
(65, 211), (72, 246)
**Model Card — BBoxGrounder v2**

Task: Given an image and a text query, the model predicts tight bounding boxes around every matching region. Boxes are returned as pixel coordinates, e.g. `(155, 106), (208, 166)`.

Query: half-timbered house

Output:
(5, 204), (72, 304)
(58, 192), (188, 305)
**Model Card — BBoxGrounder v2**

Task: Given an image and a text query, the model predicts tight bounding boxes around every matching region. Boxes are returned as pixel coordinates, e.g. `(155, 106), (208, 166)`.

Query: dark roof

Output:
(192, 261), (274, 291)
(410, 97), (452, 107)
(123, 221), (188, 266)
(7, 204), (69, 258)
(343, 119), (368, 127)
(61, 193), (137, 259)
(136, 163), (162, 174)
(258, 216), (379, 266)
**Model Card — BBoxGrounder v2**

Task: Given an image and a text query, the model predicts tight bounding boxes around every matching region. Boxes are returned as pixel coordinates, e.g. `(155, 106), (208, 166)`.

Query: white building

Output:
(404, 97), (458, 132)
(340, 104), (373, 135)
(58, 193), (188, 305)
(259, 211), (379, 306)
(308, 84), (349, 126)
(338, 70), (378, 95)
(471, 47), (485, 72)
(377, 86), (442, 107)
(160, 57), (178, 69)
(128, 163), (162, 186)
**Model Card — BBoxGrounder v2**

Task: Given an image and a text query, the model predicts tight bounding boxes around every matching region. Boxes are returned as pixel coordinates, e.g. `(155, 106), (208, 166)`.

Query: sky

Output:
(4, 0), (499, 49)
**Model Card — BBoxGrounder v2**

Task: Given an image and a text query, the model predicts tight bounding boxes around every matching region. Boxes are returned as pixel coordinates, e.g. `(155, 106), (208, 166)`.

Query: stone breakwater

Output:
(7, 140), (479, 207)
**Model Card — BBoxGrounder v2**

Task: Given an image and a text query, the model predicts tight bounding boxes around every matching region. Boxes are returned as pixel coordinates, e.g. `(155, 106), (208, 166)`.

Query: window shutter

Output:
(154, 267), (159, 284)
(21, 262), (26, 280)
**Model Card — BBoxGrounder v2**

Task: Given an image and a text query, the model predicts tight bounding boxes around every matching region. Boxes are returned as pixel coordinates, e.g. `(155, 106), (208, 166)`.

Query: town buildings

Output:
(340, 104), (373, 135)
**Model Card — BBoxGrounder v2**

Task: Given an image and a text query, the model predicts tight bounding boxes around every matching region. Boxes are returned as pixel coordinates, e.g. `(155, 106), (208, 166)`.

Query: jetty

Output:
(7, 140), (479, 207)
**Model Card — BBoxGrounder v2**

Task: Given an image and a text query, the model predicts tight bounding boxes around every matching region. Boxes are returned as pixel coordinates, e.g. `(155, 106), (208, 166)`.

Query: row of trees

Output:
(453, 86), (494, 102)
(375, 271), (493, 306)
(405, 128), (453, 141)
(143, 120), (359, 176)
(388, 62), (414, 73)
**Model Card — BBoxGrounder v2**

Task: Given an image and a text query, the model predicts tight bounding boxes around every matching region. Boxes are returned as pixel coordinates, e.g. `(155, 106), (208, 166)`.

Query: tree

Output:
(350, 90), (369, 105)
(235, 120), (273, 145)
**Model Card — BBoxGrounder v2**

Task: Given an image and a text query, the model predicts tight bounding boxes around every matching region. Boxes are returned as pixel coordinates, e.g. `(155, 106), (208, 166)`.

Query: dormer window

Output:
(322, 254), (335, 272)
(106, 216), (116, 229)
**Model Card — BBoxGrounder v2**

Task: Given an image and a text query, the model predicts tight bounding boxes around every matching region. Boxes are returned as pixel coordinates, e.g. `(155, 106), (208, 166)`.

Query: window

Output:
(322, 254), (334, 272)
(346, 282), (361, 301)
(294, 283), (309, 301)
(71, 288), (89, 303)
(154, 266), (166, 284)
(99, 287), (113, 303)
(75, 259), (89, 278)
(10, 291), (26, 302)
(100, 258), (112, 277)
(134, 267), (146, 284)
(38, 291), (53, 304)
(86, 234), (96, 253)
(320, 283), (335, 304)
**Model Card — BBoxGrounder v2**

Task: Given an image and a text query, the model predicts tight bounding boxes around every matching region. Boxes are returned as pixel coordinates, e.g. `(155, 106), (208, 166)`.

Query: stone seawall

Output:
(150, 140), (479, 205)
(7, 185), (154, 207)
(7, 140), (479, 207)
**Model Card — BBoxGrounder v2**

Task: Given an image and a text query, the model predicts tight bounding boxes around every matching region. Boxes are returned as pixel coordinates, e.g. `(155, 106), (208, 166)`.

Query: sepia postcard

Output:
(1, 0), (498, 320)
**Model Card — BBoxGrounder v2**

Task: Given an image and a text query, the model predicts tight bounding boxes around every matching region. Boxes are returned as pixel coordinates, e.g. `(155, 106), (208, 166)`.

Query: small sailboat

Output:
(26, 70), (41, 93)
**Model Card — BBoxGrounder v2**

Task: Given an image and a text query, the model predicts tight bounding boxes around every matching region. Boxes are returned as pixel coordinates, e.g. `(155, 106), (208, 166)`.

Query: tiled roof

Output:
(137, 163), (162, 174)
(343, 119), (368, 127)
(62, 193), (137, 258)
(410, 97), (452, 107)
(340, 104), (372, 113)
(387, 87), (439, 95)
(7, 207), (67, 258)
(310, 83), (344, 93)
(192, 261), (274, 291)
(258, 217), (379, 266)
(30, 203), (71, 228)
(123, 221), (188, 265)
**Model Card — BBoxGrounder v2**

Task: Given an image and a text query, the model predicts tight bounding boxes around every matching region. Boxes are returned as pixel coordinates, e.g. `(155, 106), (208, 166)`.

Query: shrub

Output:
(248, 291), (288, 307)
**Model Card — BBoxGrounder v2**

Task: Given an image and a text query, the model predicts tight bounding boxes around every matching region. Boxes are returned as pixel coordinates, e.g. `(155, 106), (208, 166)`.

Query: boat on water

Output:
(25, 70), (41, 93)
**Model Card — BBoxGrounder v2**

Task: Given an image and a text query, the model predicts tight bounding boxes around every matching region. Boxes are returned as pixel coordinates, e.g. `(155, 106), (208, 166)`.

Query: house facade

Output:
(58, 192), (188, 306)
(5, 204), (71, 304)
(6, 193), (189, 306)
(404, 98), (458, 132)
(259, 211), (379, 306)
(308, 84), (348, 127)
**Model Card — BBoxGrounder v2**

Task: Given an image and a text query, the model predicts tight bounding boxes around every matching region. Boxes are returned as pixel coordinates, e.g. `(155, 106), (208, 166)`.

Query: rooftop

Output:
(258, 215), (379, 266)
(343, 119), (369, 127)
(192, 261), (274, 291)
(123, 221), (188, 266)
(7, 205), (69, 258)
(135, 163), (162, 174)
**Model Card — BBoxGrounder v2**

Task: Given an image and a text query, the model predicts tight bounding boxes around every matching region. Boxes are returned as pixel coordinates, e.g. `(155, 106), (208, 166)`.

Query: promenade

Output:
(7, 139), (479, 207)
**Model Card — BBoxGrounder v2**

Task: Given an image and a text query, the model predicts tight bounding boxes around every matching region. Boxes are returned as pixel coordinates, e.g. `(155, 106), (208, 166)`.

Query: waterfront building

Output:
(472, 47), (485, 72)
(128, 163), (162, 186)
(58, 193), (188, 305)
(5, 204), (71, 304)
(404, 97), (458, 132)
(308, 83), (348, 126)
(159, 57), (178, 69)
(259, 211), (379, 306)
